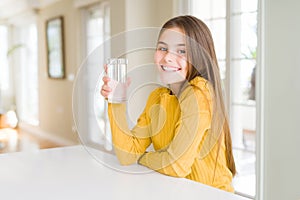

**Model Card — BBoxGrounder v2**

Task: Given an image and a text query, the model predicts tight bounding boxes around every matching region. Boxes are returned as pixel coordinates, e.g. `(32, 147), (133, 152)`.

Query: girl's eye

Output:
(158, 47), (167, 51)
(178, 49), (186, 54)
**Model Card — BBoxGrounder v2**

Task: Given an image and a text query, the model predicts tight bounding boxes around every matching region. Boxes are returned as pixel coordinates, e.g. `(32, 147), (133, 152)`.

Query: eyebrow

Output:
(157, 41), (186, 46)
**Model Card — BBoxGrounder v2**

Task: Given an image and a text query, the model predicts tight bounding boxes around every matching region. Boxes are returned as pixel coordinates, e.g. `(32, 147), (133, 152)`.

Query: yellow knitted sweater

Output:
(108, 76), (234, 192)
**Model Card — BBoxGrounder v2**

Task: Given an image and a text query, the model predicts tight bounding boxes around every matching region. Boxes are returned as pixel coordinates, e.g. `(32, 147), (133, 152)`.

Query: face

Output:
(154, 27), (188, 85)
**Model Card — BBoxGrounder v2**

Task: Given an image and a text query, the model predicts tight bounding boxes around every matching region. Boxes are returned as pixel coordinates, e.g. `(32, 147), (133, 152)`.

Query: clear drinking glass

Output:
(106, 58), (128, 103)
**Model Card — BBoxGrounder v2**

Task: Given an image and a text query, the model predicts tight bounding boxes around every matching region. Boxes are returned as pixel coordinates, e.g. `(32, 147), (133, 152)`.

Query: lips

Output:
(160, 65), (182, 72)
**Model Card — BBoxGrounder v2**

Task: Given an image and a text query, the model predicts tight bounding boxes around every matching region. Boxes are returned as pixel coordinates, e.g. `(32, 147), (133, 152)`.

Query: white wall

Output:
(260, 0), (300, 199)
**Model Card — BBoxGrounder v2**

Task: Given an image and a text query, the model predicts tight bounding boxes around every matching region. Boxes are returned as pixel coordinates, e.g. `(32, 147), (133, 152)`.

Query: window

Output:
(189, 0), (258, 198)
(0, 23), (38, 126)
(82, 2), (111, 150)
(0, 25), (9, 111)
(15, 24), (39, 125)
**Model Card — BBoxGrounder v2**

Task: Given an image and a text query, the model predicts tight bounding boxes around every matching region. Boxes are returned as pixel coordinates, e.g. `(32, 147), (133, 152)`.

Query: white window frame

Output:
(0, 19), (39, 126)
(78, 1), (112, 152)
(0, 24), (10, 112)
(182, 0), (259, 199)
(14, 23), (39, 126)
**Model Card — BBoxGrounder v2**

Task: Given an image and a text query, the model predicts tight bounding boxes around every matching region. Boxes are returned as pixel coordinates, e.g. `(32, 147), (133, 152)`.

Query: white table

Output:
(0, 145), (250, 200)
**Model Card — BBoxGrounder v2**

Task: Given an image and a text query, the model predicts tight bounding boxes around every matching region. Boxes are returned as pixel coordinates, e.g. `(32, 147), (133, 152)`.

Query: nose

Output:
(164, 50), (176, 63)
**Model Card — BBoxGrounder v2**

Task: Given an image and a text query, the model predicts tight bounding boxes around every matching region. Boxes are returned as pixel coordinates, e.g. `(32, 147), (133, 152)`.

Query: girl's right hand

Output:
(100, 64), (131, 102)
(100, 75), (112, 99)
(100, 65), (112, 99)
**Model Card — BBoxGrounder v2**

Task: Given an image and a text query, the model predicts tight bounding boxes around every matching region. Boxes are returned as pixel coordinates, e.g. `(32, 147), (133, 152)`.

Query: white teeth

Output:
(162, 66), (174, 71)
(161, 65), (181, 72)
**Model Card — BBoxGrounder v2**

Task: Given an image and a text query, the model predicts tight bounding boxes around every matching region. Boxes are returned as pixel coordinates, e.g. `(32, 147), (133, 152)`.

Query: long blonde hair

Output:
(159, 15), (236, 176)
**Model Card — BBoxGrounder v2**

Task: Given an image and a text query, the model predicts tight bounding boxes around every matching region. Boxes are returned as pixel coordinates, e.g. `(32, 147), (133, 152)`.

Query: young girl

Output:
(100, 15), (236, 192)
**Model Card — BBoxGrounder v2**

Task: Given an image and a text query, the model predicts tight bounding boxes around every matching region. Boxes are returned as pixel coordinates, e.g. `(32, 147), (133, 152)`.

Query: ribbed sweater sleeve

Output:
(138, 86), (211, 177)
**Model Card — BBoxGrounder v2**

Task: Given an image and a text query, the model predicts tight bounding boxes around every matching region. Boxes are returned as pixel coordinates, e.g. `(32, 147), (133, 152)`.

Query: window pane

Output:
(27, 24), (39, 123)
(205, 19), (226, 60)
(232, 0), (258, 14)
(231, 13), (257, 59)
(19, 24), (39, 125)
(218, 60), (226, 80)
(87, 18), (104, 54)
(231, 59), (256, 103)
(0, 26), (9, 91)
(83, 3), (111, 150)
(191, 0), (226, 19)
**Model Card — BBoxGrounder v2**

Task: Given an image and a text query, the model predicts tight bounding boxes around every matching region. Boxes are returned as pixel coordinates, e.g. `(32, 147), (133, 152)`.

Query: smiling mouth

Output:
(160, 65), (181, 72)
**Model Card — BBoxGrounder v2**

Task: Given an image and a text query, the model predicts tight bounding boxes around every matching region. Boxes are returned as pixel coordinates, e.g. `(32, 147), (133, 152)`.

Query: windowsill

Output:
(232, 100), (256, 107)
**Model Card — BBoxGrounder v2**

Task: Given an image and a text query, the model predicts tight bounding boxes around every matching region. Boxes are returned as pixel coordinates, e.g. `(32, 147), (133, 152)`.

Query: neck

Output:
(169, 81), (186, 97)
